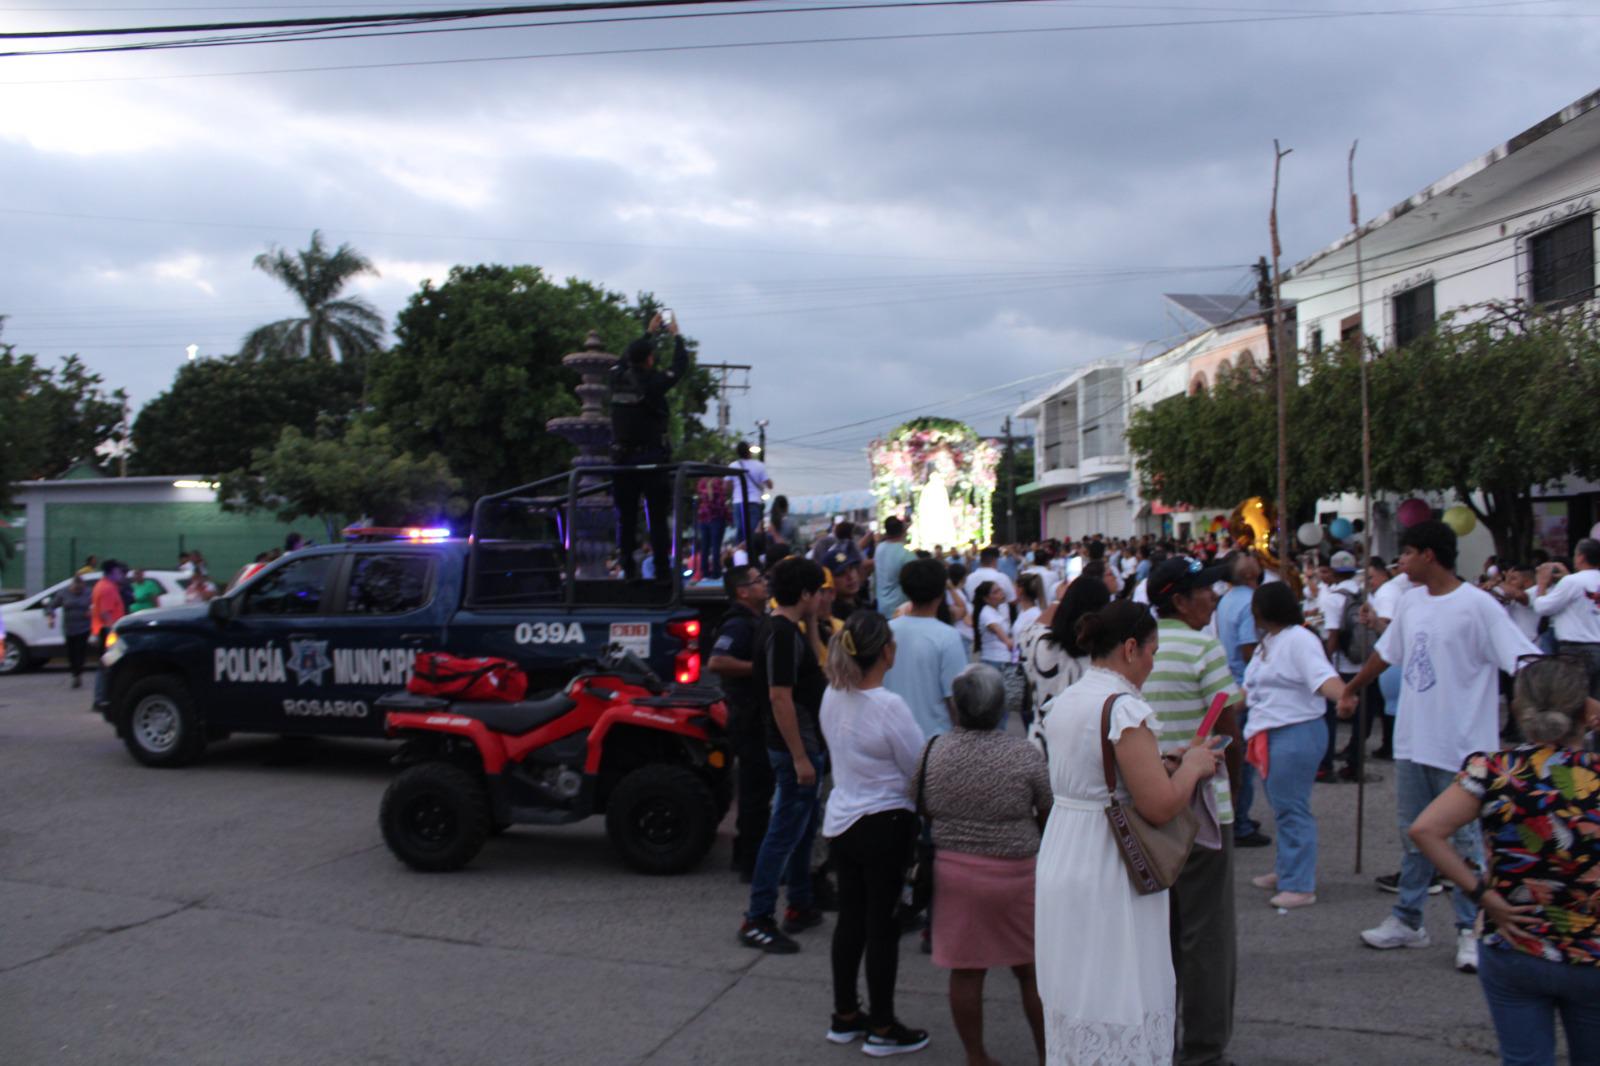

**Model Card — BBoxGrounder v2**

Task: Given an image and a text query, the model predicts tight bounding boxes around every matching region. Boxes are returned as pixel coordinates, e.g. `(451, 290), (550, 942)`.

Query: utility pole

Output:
(1269, 140), (1294, 565)
(1350, 138), (1374, 875)
(700, 362), (752, 436)
(996, 416), (1022, 545)
(1254, 257), (1278, 370)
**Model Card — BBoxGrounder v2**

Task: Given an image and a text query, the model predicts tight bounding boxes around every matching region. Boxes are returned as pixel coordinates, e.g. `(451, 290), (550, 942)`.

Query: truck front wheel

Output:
(121, 676), (206, 767)
(605, 764), (717, 875)
(380, 762), (490, 872)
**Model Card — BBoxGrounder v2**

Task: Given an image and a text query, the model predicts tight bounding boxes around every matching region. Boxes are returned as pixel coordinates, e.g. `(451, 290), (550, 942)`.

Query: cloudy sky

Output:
(3, 0), (1597, 494)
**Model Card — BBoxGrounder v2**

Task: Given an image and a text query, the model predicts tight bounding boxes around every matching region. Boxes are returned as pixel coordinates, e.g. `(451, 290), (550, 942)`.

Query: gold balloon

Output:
(1443, 505), (1477, 537)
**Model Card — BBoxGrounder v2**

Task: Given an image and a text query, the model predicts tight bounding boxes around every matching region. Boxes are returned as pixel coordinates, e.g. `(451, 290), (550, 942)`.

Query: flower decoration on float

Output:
(868, 417), (1000, 550)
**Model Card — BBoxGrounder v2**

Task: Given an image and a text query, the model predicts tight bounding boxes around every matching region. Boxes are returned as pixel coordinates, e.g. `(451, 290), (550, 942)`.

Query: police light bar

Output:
(342, 526), (452, 542)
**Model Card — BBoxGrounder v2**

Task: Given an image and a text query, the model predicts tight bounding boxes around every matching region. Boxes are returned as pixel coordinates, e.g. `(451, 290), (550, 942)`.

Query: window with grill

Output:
(1392, 282), (1435, 348)
(1530, 215), (1595, 307)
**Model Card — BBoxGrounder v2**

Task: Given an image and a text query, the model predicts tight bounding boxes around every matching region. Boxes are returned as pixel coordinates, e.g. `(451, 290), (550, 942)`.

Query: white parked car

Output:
(1, 570), (190, 674)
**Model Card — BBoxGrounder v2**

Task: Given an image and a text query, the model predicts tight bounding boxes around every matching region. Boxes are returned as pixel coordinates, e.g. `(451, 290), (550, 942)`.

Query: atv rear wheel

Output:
(380, 762), (490, 872)
(605, 764), (717, 875)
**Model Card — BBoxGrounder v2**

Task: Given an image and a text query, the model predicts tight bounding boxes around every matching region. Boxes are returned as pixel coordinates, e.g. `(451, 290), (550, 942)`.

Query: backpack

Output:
(1336, 590), (1377, 664)
(408, 652), (529, 703)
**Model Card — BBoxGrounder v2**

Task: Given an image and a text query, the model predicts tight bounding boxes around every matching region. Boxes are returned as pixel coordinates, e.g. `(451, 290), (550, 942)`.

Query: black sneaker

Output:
(739, 917), (799, 954)
(782, 906), (825, 934)
(826, 1012), (869, 1045)
(863, 1021), (929, 1058)
(1234, 829), (1272, 848)
(1375, 872), (1445, 895)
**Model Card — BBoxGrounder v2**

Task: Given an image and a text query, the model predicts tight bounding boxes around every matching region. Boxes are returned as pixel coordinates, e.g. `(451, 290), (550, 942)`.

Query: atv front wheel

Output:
(605, 764), (717, 875)
(380, 762), (490, 872)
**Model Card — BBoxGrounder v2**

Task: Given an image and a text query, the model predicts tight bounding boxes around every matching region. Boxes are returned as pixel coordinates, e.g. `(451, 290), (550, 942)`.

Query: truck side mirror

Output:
(208, 597), (235, 624)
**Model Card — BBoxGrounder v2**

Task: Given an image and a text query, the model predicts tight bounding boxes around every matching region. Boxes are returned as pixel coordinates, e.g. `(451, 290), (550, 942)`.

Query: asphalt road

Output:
(1, 667), (1499, 1065)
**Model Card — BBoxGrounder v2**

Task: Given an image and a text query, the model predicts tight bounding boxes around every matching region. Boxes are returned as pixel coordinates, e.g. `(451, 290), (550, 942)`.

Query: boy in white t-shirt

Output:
(729, 440), (773, 550)
(1338, 521), (1538, 973)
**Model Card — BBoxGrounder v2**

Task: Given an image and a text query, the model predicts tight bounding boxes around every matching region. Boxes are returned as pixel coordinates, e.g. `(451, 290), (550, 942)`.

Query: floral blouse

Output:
(1458, 745), (1600, 965)
(695, 477), (731, 523)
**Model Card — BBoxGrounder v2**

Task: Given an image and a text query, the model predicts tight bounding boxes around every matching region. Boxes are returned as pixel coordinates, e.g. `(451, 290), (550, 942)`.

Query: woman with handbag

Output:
(1034, 601), (1225, 1065)
(921, 663), (1053, 1065)
(1242, 582), (1347, 909)
(819, 609), (932, 1057)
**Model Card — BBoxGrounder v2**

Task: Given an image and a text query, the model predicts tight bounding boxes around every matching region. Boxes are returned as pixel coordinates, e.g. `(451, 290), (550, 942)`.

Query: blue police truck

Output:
(96, 463), (734, 767)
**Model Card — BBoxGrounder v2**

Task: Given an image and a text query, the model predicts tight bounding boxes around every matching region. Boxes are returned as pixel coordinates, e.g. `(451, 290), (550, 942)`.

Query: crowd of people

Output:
(705, 516), (1600, 1065)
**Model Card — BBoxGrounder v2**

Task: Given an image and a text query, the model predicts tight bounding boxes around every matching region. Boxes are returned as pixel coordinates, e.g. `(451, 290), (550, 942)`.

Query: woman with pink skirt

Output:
(921, 663), (1054, 1065)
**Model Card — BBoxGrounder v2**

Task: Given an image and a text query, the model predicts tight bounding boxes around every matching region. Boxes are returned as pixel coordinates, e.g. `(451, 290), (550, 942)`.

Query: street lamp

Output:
(186, 344), (199, 362)
(754, 419), (769, 460)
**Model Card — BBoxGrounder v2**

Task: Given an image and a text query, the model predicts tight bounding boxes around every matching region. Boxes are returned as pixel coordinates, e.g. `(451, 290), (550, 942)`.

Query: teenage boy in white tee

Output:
(1530, 538), (1600, 697)
(1338, 520), (1539, 974)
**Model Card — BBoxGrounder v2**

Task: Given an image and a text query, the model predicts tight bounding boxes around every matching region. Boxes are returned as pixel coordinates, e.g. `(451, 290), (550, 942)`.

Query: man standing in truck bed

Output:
(610, 311), (689, 580)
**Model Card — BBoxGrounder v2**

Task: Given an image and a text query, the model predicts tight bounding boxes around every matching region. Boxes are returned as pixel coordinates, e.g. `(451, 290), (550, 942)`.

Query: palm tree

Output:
(242, 231), (384, 363)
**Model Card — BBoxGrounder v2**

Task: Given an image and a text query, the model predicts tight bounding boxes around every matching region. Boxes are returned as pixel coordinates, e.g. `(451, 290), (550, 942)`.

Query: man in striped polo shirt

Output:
(1146, 555), (1245, 1066)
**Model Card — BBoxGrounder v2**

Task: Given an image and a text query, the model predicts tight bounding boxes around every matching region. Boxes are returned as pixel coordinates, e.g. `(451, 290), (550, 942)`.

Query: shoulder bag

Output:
(907, 736), (939, 913)
(1100, 693), (1197, 895)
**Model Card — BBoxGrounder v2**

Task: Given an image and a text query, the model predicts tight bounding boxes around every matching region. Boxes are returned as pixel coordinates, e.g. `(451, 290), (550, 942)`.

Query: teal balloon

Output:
(1329, 517), (1354, 541)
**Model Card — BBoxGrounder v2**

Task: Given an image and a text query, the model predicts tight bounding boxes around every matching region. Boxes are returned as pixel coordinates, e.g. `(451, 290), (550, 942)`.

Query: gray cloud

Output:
(2, 1), (1597, 493)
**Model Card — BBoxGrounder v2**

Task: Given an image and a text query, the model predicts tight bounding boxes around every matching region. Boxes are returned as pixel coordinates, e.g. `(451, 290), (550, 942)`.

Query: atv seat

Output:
(449, 693), (578, 735)
(634, 685), (723, 709)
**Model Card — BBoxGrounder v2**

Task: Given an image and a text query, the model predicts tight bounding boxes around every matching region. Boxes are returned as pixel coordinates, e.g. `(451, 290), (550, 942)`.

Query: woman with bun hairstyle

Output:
(1410, 657), (1600, 1066)
(1241, 581), (1347, 910)
(1033, 601), (1227, 1066)
(819, 609), (931, 1057)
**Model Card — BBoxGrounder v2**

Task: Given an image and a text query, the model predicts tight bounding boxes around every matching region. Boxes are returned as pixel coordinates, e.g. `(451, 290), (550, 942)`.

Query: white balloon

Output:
(1297, 522), (1324, 547)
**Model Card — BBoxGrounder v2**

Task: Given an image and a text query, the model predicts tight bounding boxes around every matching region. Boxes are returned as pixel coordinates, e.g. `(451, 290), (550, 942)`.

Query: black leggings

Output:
(830, 809), (915, 1026)
(65, 633), (90, 677)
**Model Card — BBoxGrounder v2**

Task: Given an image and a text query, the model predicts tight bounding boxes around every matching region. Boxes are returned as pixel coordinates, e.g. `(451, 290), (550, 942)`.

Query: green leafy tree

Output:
(0, 323), (128, 508)
(242, 230), (384, 366)
(369, 265), (719, 501)
(1128, 302), (1600, 560)
(219, 420), (462, 542)
(130, 353), (363, 476)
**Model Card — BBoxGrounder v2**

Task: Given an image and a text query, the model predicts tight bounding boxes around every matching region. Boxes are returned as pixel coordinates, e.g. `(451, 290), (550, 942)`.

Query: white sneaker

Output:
(1456, 930), (1479, 973)
(1361, 915), (1431, 950)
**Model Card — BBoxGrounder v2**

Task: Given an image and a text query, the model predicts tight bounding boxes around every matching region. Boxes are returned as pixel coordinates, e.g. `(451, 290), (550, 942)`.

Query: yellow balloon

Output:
(1443, 505), (1477, 537)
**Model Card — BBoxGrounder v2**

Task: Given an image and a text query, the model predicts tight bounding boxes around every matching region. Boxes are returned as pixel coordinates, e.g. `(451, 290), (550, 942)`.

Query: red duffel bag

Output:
(408, 652), (529, 703)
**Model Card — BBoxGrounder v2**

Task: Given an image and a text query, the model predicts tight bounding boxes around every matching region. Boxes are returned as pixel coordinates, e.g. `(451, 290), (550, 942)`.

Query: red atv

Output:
(378, 648), (731, 875)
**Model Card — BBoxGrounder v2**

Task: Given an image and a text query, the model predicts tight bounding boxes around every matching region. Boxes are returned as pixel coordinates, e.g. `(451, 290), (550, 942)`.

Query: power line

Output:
(0, 3), (1556, 85)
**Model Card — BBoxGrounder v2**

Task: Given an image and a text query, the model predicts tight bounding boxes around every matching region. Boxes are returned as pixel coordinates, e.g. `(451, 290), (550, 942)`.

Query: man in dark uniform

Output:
(610, 311), (689, 579)
(707, 563), (773, 882)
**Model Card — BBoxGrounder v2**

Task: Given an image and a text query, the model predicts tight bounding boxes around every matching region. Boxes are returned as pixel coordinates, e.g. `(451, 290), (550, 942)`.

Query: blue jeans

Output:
(1394, 758), (1482, 931)
(695, 519), (726, 579)
(1234, 706), (1259, 839)
(1478, 942), (1600, 1066)
(745, 749), (826, 921)
(1264, 718), (1323, 892)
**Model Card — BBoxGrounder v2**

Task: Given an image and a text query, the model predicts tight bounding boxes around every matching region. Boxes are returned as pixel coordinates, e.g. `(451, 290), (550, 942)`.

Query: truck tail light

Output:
(674, 651), (701, 685)
(668, 617), (701, 684)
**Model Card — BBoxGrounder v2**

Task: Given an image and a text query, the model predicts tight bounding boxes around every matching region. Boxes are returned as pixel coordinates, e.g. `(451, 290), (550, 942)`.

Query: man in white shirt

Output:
(963, 546), (1016, 604)
(1316, 550), (1365, 780)
(729, 441), (772, 551)
(1491, 563), (1542, 642)
(1019, 546), (1059, 606)
(1530, 538), (1600, 697)
(1338, 521), (1539, 972)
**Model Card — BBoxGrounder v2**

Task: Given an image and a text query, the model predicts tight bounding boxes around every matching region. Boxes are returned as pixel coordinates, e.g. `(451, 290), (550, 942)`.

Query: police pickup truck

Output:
(95, 463), (732, 767)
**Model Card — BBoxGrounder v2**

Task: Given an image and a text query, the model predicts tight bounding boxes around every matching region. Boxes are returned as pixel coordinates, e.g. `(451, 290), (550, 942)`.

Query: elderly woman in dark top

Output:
(921, 663), (1053, 1065)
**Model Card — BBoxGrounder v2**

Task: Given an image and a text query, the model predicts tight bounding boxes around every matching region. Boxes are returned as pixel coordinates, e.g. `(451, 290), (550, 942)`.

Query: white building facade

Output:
(1014, 361), (1136, 540)
(1283, 88), (1600, 567)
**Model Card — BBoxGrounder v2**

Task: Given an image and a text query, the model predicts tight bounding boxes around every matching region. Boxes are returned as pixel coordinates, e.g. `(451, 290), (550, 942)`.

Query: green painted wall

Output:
(43, 503), (312, 587)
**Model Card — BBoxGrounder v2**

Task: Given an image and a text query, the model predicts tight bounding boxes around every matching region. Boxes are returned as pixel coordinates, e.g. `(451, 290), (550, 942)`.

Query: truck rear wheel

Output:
(605, 764), (717, 875)
(380, 762), (490, 872)
(121, 676), (206, 767)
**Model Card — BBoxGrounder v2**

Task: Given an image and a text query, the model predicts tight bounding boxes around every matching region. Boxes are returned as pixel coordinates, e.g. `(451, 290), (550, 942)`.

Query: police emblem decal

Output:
(288, 639), (333, 687)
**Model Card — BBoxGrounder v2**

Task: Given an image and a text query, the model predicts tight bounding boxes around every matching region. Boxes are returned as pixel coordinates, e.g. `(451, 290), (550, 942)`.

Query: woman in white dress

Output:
(1034, 600), (1226, 1065)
